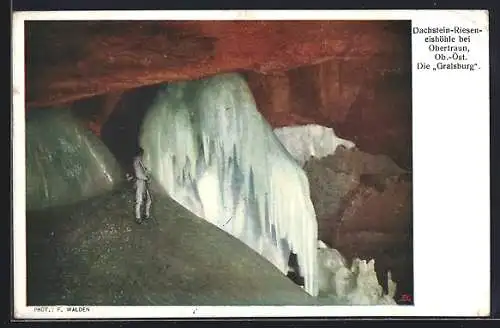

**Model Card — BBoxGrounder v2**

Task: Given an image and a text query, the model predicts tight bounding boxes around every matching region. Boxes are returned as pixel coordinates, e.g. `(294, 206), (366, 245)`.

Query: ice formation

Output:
(26, 108), (123, 210)
(317, 240), (397, 305)
(140, 73), (319, 296)
(274, 124), (356, 166)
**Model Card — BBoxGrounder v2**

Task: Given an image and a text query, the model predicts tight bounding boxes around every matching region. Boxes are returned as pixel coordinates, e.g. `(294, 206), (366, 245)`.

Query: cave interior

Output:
(24, 19), (413, 305)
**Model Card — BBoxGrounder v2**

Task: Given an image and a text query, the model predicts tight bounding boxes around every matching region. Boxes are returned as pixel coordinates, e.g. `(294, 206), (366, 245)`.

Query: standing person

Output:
(133, 147), (152, 224)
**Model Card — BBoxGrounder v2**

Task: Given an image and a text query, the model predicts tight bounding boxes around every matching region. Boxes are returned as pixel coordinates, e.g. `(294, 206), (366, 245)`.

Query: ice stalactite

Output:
(317, 241), (397, 305)
(274, 124), (356, 166)
(140, 73), (319, 296)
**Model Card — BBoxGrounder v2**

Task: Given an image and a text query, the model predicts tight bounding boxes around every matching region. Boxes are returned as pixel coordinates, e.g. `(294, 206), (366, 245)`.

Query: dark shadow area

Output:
(100, 84), (161, 173)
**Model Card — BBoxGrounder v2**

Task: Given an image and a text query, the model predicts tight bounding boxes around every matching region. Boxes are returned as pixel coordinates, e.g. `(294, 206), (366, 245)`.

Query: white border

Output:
(12, 10), (490, 319)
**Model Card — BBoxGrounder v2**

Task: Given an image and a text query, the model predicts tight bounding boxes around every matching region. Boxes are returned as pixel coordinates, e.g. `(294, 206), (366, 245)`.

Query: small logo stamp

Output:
(399, 293), (413, 303)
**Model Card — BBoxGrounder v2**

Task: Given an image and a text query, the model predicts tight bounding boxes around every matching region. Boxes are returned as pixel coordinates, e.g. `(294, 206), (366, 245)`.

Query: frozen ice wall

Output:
(140, 73), (319, 296)
(274, 124), (356, 166)
(26, 108), (123, 211)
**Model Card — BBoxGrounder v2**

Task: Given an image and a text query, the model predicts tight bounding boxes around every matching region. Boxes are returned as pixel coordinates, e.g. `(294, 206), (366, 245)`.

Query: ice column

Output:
(140, 73), (319, 296)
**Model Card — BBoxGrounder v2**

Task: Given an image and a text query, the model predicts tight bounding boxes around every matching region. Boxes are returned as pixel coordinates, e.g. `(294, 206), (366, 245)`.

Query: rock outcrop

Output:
(304, 147), (412, 301)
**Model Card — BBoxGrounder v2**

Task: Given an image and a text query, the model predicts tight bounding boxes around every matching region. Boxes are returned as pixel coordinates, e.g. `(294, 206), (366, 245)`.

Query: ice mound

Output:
(140, 73), (319, 296)
(274, 124), (356, 166)
(317, 240), (397, 305)
(26, 107), (123, 211)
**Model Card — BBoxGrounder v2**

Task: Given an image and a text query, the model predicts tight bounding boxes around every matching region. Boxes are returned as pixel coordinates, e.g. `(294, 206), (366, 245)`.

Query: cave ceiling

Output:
(24, 20), (412, 169)
(25, 20), (410, 107)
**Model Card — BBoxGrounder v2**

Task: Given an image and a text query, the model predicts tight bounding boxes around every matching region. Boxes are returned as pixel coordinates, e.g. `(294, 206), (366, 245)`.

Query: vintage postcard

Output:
(12, 9), (490, 319)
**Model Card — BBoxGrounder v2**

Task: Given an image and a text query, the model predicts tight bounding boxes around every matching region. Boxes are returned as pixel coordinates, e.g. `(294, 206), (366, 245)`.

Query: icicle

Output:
(141, 73), (320, 296)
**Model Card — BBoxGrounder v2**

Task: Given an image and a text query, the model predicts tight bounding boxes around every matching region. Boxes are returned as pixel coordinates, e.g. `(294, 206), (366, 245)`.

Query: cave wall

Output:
(245, 53), (412, 169)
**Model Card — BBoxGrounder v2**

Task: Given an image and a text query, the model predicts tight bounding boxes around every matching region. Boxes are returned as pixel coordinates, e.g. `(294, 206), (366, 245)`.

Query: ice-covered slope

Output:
(140, 73), (319, 296)
(26, 108), (123, 210)
(274, 124), (356, 166)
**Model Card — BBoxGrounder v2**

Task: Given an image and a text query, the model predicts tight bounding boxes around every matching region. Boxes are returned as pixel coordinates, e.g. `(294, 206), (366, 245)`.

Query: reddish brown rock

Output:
(71, 91), (125, 137)
(333, 71), (412, 170)
(25, 20), (409, 107)
(244, 57), (411, 168)
(304, 147), (412, 298)
(318, 147), (405, 178)
(337, 178), (411, 235)
(304, 147), (410, 246)
(26, 20), (411, 168)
